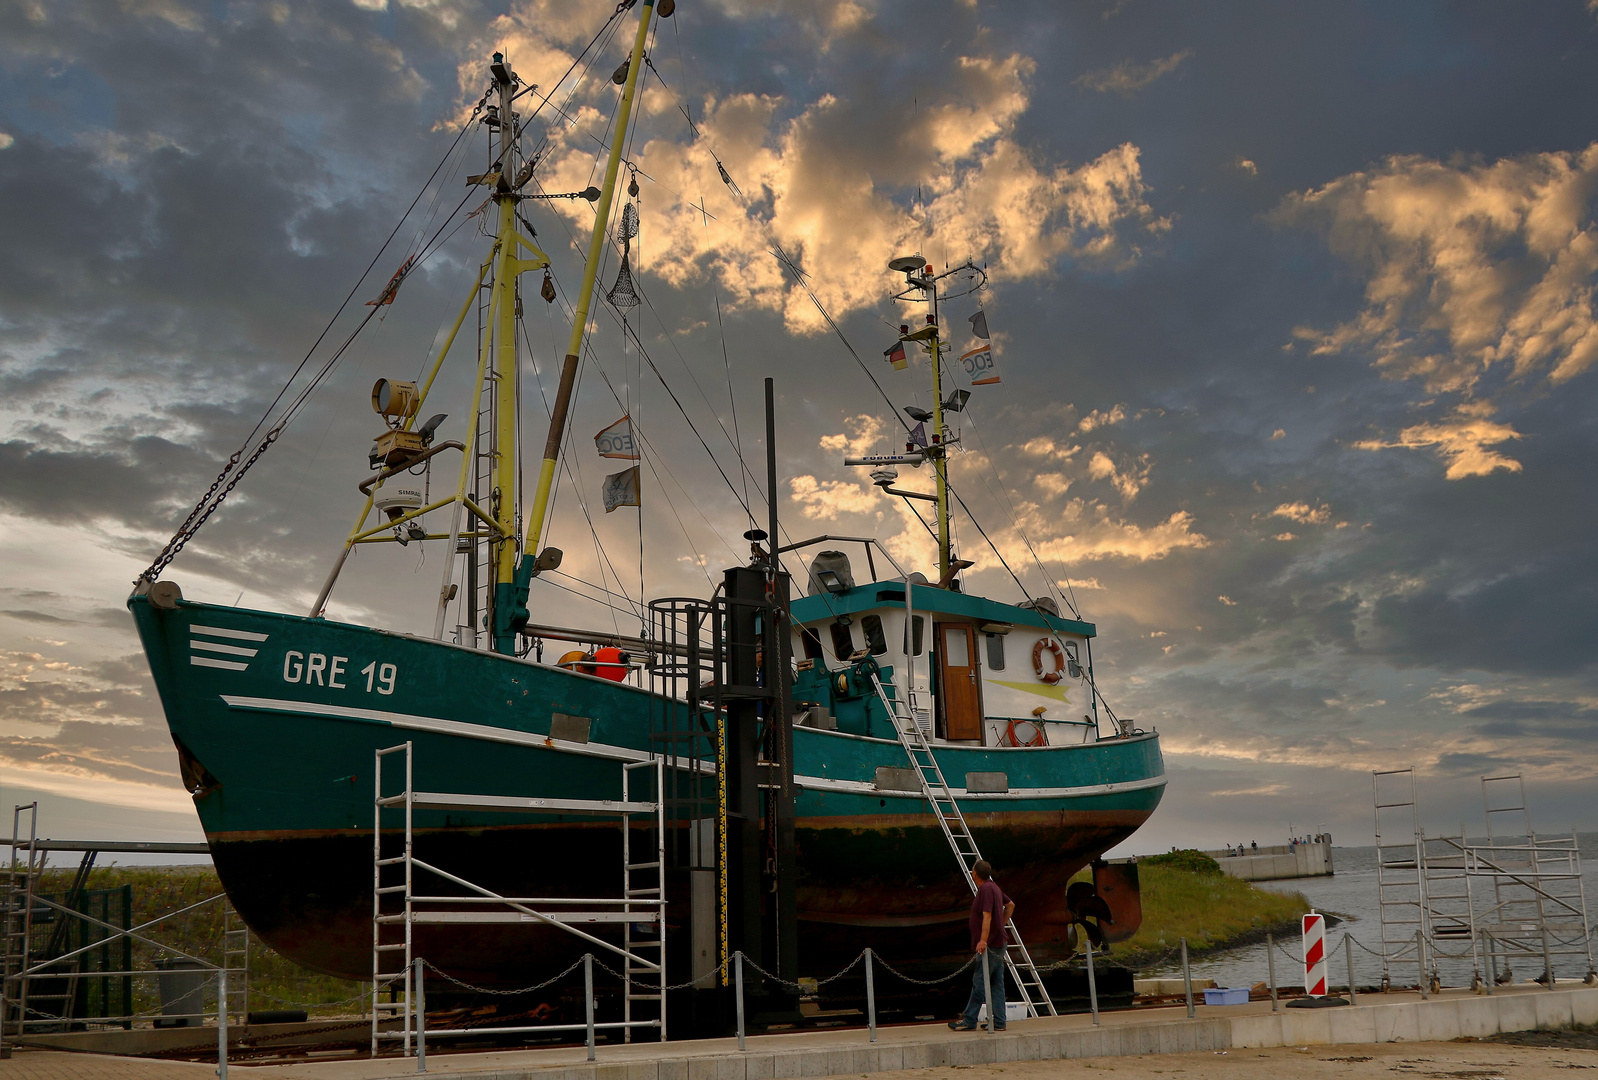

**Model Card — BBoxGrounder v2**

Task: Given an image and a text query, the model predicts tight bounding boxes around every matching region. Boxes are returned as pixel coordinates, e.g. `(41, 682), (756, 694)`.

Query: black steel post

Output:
(766, 378), (798, 989)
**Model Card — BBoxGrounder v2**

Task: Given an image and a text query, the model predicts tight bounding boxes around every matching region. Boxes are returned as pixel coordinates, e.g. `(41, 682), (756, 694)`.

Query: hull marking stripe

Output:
(796, 773), (1167, 800)
(193, 657), (250, 672)
(219, 695), (710, 771)
(191, 640), (259, 658)
(218, 697), (1159, 799)
(191, 625), (270, 642)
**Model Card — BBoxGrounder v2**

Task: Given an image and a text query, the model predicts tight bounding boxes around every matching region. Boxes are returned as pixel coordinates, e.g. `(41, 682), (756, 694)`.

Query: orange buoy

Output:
(590, 646), (629, 682)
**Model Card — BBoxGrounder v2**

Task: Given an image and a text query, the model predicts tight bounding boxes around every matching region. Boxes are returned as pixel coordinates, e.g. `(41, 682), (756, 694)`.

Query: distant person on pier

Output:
(1252, 840), (1258, 853)
(950, 860), (1013, 1031)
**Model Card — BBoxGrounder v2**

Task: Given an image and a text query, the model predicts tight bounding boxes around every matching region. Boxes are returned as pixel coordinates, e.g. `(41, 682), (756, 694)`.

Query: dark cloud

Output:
(2, 0), (1597, 840)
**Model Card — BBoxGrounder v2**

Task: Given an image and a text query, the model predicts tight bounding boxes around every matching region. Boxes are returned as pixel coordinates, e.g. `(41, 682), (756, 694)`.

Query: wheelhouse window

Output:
(861, 615), (888, 655)
(902, 615), (924, 656)
(830, 620), (855, 660)
(985, 632), (1005, 671)
(801, 627), (824, 661)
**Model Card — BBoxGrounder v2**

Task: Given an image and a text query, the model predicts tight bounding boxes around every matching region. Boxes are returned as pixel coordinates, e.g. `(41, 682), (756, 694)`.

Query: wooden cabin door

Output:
(938, 623), (983, 741)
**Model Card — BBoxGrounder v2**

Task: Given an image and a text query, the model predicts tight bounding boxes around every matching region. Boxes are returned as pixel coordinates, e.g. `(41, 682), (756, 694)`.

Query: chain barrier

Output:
(871, 952), (979, 986)
(587, 954), (720, 992)
(418, 955), (585, 996)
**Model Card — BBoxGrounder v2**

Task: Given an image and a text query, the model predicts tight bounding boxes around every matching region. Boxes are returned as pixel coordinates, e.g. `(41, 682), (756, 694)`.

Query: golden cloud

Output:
(1351, 401), (1524, 479)
(519, 37), (1166, 330)
(1283, 142), (1598, 394)
(1270, 501), (1331, 525)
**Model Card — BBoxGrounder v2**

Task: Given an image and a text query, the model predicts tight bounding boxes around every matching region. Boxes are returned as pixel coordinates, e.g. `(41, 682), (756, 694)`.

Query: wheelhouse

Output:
(789, 549), (1101, 747)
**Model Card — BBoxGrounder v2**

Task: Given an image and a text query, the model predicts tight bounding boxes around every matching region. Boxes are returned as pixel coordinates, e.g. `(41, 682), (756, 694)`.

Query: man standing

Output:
(950, 859), (1013, 1031)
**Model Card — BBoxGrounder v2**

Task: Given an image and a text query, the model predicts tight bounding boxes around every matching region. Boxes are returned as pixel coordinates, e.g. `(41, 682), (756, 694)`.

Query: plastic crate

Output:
(1203, 986), (1250, 1006)
(978, 1002), (1029, 1023)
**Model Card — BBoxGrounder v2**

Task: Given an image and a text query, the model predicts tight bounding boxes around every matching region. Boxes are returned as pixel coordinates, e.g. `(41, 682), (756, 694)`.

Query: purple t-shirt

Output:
(969, 879), (1011, 951)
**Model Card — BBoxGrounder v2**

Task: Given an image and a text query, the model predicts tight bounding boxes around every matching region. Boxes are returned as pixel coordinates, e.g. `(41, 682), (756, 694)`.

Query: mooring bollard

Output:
(1345, 935), (1357, 1004)
(414, 957), (427, 1074)
(1085, 936), (1099, 1026)
(585, 953), (595, 1062)
(1181, 938), (1194, 1018)
(1266, 933), (1279, 1012)
(982, 947), (994, 1033)
(735, 951), (746, 1052)
(864, 949), (877, 1044)
(217, 966), (228, 1080)
(1417, 930), (1428, 999)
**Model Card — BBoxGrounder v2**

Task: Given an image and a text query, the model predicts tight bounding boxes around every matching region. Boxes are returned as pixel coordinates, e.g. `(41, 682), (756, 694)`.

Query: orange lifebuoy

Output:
(1033, 637), (1066, 685)
(1002, 718), (1047, 747)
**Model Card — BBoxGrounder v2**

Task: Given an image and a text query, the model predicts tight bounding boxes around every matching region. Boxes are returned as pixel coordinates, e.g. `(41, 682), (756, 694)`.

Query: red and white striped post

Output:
(1302, 912), (1327, 998)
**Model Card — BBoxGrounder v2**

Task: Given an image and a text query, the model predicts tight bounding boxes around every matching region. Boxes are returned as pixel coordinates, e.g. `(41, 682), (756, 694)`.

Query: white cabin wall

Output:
(977, 629), (1096, 744)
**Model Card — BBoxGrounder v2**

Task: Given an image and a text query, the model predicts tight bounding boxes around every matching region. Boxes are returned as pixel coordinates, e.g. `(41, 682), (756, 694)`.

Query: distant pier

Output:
(1203, 835), (1333, 881)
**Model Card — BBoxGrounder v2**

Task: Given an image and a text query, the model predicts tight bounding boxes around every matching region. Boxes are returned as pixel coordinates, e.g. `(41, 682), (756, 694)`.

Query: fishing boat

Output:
(129, 0), (1165, 995)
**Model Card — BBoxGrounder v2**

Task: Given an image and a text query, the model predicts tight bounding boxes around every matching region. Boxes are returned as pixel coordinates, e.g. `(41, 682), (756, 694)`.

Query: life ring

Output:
(1002, 718), (1047, 747)
(1033, 637), (1066, 685)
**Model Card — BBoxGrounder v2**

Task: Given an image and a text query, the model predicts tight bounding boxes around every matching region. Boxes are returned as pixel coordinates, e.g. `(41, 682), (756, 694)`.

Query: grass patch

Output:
(1075, 859), (1310, 970)
(33, 864), (366, 1018)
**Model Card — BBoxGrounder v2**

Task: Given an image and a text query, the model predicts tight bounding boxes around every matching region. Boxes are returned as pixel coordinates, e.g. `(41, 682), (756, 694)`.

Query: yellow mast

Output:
(929, 283), (950, 583)
(493, 0), (657, 653)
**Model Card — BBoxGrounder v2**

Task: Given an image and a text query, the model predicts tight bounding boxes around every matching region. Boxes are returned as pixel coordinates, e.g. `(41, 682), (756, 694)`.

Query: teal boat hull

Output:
(130, 595), (1165, 984)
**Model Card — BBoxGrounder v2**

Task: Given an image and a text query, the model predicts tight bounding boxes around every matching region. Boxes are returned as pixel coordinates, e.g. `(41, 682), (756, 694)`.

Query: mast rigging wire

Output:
(630, 54), (1081, 617)
(765, 245), (1047, 612)
(140, 87), (495, 584)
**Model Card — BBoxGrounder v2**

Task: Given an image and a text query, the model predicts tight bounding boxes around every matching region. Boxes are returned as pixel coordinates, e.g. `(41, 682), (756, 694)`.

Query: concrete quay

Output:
(4, 981), (1594, 1080)
(1202, 836), (1333, 881)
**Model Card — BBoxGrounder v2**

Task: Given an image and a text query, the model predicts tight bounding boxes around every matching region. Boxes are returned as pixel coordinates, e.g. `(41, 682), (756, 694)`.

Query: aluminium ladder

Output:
(1373, 768), (1428, 990)
(870, 673), (1056, 1018)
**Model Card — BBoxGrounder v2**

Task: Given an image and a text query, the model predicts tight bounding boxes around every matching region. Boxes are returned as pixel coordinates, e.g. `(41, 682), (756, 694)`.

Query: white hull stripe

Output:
(191, 625), (270, 642)
(796, 772), (1166, 801)
(219, 695), (706, 771)
(219, 696), (1162, 801)
(193, 657), (250, 672)
(191, 640), (259, 658)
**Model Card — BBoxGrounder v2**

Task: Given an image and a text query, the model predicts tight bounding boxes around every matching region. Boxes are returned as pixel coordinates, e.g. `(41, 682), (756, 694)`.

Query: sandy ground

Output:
(3, 1041), (1597, 1080)
(866, 1042), (1598, 1080)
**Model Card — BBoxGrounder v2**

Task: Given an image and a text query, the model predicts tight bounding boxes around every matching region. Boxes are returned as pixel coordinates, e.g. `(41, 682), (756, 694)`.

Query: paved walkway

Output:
(5, 982), (1595, 1080)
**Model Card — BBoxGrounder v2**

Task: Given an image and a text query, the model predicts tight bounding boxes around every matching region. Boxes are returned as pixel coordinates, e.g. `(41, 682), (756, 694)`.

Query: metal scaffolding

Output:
(1469, 774), (1594, 986)
(1373, 768), (1596, 991)
(371, 741), (667, 1060)
(1, 805), (242, 1051)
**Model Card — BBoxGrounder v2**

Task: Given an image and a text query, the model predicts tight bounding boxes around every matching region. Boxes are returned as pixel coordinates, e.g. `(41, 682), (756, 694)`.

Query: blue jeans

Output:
(961, 948), (1007, 1027)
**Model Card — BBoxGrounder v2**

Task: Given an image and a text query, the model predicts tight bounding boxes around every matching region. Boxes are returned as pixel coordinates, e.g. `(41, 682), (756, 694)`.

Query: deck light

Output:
(815, 569), (848, 594)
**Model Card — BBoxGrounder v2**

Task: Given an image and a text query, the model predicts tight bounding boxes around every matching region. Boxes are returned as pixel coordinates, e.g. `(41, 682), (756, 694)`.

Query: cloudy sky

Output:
(2, 0), (1596, 861)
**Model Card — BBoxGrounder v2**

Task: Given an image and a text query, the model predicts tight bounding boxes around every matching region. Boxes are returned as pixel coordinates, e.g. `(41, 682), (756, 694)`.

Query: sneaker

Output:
(948, 1020), (978, 1030)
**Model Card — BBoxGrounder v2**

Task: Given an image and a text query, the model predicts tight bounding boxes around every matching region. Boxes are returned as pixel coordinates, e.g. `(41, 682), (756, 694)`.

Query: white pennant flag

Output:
(594, 414), (639, 459)
(958, 342), (1001, 386)
(602, 466), (641, 513)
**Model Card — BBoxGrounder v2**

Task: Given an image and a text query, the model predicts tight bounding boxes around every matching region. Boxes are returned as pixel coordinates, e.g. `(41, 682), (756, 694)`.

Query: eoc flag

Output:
(959, 343), (1001, 385)
(595, 414), (639, 459)
(884, 339), (908, 370)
